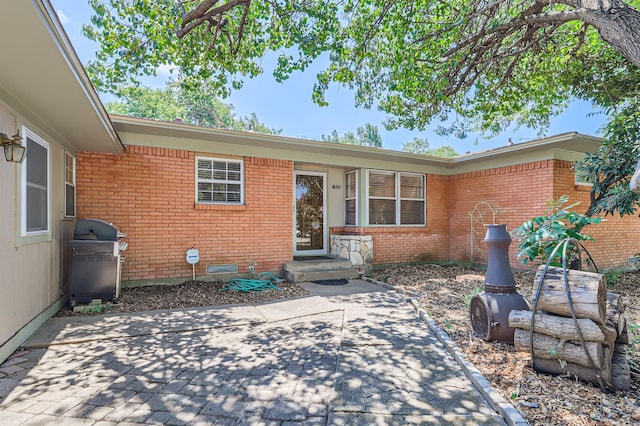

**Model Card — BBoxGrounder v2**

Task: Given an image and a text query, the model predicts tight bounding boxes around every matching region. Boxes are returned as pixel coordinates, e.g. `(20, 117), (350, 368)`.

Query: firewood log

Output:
(533, 266), (606, 325)
(607, 292), (627, 338)
(514, 329), (605, 369)
(533, 358), (613, 389)
(509, 310), (607, 342)
(612, 343), (630, 391)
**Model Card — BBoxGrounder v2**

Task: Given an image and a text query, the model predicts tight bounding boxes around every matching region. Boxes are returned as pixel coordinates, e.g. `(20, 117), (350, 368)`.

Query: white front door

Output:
(293, 171), (327, 256)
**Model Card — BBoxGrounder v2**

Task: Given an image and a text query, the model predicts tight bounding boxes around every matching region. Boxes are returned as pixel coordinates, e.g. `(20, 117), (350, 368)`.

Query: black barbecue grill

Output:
(68, 219), (127, 306)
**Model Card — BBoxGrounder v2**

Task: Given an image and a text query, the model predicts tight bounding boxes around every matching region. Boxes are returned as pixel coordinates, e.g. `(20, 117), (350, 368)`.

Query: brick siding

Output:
(77, 146), (293, 281)
(77, 149), (640, 282)
(449, 159), (640, 269)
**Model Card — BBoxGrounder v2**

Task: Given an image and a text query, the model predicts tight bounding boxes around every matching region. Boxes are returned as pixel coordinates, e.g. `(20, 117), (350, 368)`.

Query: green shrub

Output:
(513, 196), (602, 266)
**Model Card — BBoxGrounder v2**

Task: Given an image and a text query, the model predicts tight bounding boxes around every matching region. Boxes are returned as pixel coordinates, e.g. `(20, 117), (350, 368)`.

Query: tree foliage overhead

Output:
(320, 123), (382, 147)
(401, 137), (458, 157)
(107, 81), (280, 134)
(575, 95), (640, 217)
(83, 0), (640, 218)
(84, 0), (640, 135)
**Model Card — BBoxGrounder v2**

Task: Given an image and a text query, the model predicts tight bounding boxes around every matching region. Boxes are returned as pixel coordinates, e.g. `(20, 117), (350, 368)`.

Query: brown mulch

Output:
(56, 280), (309, 316)
(374, 263), (640, 426)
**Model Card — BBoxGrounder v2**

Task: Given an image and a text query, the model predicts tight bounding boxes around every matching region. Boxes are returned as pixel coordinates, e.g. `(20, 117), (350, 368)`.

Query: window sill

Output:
(195, 203), (246, 211)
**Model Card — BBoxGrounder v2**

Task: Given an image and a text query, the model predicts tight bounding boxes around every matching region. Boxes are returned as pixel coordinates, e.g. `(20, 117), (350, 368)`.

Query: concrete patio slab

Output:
(0, 279), (517, 425)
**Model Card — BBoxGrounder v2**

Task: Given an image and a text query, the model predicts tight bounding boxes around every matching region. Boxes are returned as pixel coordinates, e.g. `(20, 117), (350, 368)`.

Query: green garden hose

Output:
(221, 272), (282, 292)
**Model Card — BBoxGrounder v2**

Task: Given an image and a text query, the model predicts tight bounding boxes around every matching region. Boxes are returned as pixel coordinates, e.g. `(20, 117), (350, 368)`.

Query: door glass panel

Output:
(296, 174), (324, 252)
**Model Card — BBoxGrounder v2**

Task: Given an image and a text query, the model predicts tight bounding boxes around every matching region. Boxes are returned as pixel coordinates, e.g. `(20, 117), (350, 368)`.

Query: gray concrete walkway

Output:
(0, 280), (508, 425)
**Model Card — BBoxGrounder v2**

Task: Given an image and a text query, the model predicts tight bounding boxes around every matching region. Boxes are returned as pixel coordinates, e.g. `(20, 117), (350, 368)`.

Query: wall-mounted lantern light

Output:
(0, 130), (26, 163)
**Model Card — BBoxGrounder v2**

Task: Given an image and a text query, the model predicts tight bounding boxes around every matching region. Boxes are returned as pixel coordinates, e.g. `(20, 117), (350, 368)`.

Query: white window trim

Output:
(195, 156), (245, 205)
(21, 126), (50, 237)
(64, 152), (76, 217)
(366, 169), (426, 227)
(344, 170), (358, 226)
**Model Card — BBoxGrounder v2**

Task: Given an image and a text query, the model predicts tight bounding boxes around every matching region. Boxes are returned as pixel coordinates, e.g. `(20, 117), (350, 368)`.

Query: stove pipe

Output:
(469, 224), (531, 343)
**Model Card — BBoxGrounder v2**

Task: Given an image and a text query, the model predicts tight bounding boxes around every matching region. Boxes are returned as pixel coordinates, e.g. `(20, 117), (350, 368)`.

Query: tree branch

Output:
(177, 0), (250, 38)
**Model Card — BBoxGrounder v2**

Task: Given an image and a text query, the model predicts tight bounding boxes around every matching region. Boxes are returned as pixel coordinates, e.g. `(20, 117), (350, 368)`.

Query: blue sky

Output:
(52, 0), (606, 153)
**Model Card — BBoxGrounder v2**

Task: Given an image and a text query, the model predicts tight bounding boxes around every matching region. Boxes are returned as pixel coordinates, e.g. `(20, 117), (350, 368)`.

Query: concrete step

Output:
(285, 268), (361, 283)
(283, 257), (353, 273)
(283, 257), (360, 282)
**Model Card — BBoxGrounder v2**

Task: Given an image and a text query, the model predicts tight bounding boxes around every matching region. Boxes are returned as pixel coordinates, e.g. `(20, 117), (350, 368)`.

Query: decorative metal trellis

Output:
(469, 201), (498, 263)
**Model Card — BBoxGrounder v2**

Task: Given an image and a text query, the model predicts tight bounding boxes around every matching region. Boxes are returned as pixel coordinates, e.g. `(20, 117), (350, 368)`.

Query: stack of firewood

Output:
(509, 266), (630, 390)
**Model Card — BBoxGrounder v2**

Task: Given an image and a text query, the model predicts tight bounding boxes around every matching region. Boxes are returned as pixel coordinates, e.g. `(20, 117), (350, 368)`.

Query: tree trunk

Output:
(514, 329), (605, 369)
(509, 310), (607, 342)
(565, 0), (640, 68)
(616, 321), (629, 344)
(533, 266), (606, 325)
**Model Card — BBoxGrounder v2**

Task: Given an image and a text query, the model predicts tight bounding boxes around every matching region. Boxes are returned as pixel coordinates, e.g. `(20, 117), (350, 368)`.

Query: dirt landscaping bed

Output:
(56, 280), (309, 316)
(374, 263), (640, 426)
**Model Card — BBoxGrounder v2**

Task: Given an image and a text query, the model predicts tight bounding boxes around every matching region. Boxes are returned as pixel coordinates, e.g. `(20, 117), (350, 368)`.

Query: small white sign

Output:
(186, 248), (200, 264)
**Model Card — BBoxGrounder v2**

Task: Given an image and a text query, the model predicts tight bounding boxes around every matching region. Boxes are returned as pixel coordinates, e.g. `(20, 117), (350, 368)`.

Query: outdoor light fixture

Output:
(0, 130), (26, 163)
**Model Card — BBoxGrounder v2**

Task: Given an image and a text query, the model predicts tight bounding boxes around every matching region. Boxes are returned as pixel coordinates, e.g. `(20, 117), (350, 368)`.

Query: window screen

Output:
(23, 129), (49, 234)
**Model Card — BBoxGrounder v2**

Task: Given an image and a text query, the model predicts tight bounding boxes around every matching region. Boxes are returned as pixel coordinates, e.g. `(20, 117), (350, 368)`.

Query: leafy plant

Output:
(604, 270), (623, 288)
(463, 287), (483, 307)
(513, 196), (602, 266)
(548, 348), (567, 369)
(79, 302), (113, 315)
(628, 323), (640, 365)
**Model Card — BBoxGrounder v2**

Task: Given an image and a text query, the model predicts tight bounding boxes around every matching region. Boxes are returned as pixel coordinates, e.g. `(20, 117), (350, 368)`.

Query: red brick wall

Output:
(552, 160), (640, 269)
(77, 146), (293, 281)
(449, 160), (640, 269)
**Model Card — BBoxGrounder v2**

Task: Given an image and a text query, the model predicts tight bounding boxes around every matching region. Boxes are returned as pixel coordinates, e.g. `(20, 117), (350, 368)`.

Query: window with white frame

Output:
(22, 128), (50, 235)
(367, 170), (425, 226)
(65, 152), (76, 217)
(196, 157), (244, 204)
(344, 170), (358, 226)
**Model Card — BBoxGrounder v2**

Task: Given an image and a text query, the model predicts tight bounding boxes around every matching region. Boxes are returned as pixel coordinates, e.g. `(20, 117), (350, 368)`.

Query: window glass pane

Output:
(65, 184), (75, 217)
(345, 172), (356, 198)
(64, 153), (76, 217)
(24, 135), (48, 233)
(345, 200), (356, 225)
(228, 171), (241, 181)
(400, 174), (424, 199)
(197, 160), (212, 179)
(369, 171), (395, 197)
(197, 182), (212, 202)
(26, 185), (47, 231)
(401, 200), (425, 225)
(369, 199), (395, 225)
(65, 155), (74, 184)
(27, 138), (47, 188)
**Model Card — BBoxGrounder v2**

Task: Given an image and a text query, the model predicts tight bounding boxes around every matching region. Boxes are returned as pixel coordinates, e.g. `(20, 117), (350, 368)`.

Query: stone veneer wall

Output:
(330, 234), (373, 274)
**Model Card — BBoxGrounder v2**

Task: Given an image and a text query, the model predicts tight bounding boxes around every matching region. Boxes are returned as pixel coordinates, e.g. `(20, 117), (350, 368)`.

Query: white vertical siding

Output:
(0, 103), (67, 359)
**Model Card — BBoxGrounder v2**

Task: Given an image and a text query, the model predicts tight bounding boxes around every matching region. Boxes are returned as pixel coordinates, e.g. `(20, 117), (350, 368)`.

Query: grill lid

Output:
(74, 219), (125, 241)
